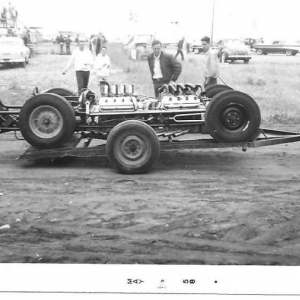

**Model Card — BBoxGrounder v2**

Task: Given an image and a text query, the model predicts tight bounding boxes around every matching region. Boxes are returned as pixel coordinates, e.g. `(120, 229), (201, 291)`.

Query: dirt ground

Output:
(1, 127), (300, 265)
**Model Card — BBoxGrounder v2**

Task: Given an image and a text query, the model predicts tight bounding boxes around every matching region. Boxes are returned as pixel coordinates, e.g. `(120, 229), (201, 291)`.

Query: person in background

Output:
(175, 37), (185, 60)
(57, 34), (65, 54)
(201, 36), (219, 88)
(94, 46), (111, 82)
(90, 35), (98, 57)
(75, 34), (80, 46)
(65, 35), (72, 55)
(22, 27), (30, 46)
(95, 32), (107, 55)
(186, 39), (191, 55)
(62, 40), (94, 94)
(147, 40), (182, 97)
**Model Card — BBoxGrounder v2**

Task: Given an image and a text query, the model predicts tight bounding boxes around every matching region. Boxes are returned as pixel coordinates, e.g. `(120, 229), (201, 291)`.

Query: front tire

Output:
(256, 49), (263, 55)
(205, 90), (261, 143)
(19, 93), (76, 149)
(221, 52), (228, 63)
(106, 120), (160, 174)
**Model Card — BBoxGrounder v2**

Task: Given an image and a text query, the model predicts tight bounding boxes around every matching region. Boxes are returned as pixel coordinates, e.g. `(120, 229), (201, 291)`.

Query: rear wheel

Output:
(44, 88), (75, 97)
(286, 50), (292, 56)
(244, 58), (250, 64)
(205, 84), (233, 98)
(256, 49), (263, 55)
(106, 120), (160, 174)
(205, 90), (261, 143)
(19, 93), (76, 149)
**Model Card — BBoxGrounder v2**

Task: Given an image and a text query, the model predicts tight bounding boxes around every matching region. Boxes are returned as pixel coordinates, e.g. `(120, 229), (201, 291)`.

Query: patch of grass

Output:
(246, 77), (267, 86)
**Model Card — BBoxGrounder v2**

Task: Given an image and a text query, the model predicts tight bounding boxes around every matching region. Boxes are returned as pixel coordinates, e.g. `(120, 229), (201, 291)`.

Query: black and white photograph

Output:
(1, 0), (300, 298)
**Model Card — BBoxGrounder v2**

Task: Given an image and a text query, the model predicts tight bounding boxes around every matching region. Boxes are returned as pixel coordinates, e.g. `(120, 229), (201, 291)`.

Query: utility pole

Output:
(211, 0), (216, 44)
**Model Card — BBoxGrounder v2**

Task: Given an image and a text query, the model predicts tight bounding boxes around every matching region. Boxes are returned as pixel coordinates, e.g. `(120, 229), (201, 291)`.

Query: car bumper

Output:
(0, 58), (25, 63)
(227, 55), (251, 60)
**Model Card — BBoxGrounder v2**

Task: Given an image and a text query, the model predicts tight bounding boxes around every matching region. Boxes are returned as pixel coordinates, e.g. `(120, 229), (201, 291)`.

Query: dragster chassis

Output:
(1, 84), (300, 174)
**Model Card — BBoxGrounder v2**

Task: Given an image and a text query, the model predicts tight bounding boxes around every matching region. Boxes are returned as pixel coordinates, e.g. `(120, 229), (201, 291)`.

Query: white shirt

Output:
(94, 54), (111, 77)
(153, 53), (163, 79)
(65, 47), (94, 72)
(204, 48), (220, 78)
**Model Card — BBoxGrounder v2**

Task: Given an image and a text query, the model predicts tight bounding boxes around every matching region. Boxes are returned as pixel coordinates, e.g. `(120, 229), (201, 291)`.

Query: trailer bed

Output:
(18, 129), (300, 160)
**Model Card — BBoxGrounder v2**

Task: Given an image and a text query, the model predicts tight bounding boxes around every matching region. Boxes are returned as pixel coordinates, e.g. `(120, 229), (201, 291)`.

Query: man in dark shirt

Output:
(175, 37), (185, 60)
(148, 40), (182, 97)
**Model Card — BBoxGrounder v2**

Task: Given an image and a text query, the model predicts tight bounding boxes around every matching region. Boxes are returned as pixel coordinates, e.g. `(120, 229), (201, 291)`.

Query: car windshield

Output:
(224, 40), (244, 47)
(0, 41), (20, 47)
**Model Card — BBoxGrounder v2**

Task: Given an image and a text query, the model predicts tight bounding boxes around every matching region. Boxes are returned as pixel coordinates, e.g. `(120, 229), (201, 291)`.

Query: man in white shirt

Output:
(63, 41), (94, 94)
(201, 36), (220, 88)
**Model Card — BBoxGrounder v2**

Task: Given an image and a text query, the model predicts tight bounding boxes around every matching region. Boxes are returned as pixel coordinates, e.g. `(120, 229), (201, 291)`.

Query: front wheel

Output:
(205, 90), (261, 143)
(19, 93), (76, 149)
(221, 52), (228, 63)
(106, 120), (160, 174)
(256, 49), (263, 55)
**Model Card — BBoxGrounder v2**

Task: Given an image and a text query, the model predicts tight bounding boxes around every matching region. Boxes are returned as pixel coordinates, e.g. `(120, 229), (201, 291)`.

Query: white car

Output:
(0, 37), (30, 67)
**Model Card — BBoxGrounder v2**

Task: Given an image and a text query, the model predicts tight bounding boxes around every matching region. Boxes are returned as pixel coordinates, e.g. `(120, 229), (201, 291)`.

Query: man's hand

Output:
(169, 80), (177, 90)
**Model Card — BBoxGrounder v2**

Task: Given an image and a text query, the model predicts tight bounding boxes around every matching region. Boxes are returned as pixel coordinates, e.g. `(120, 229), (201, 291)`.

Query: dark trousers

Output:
(175, 48), (184, 60)
(204, 77), (217, 89)
(153, 79), (168, 98)
(60, 43), (64, 54)
(76, 71), (90, 94)
(66, 44), (71, 55)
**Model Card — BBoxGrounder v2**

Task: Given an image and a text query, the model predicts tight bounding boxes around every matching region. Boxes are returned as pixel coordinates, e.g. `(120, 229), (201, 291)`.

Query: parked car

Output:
(125, 34), (155, 60)
(191, 40), (204, 54)
(0, 36), (30, 67)
(253, 42), (300, 56)
(216, 39), (252, 63)
(244, 38), (260, 49)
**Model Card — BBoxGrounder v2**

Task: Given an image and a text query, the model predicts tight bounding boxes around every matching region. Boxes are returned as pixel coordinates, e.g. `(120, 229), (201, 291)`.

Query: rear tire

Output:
(106, 120), (160, 174)
(205, 90), (261, 143)
(205, 84), (233, 98)
(256, 49), (263, 55)
(19, 93), (76, 149)
(286, 50), (292, 56)
(44, 88), (75, 97)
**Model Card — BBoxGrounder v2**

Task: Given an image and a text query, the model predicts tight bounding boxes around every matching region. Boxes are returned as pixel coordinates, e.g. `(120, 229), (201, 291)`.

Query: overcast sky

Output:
(4, 0), (300, 42)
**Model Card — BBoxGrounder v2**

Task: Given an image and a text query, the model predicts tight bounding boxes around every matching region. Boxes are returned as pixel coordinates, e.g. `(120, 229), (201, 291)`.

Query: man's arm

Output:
(208, 50), (219, 78)
(169, 55), (182, 81)
(63, 51), (76, 73)
(147, 54), (154, 78)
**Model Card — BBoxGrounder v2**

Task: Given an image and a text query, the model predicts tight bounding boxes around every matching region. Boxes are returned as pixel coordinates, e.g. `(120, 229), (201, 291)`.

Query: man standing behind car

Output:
(175, 37), (185, 60)
(148, 40), (182, 97)
(201, 36), (219, 88)
(62, 41), (94, 95)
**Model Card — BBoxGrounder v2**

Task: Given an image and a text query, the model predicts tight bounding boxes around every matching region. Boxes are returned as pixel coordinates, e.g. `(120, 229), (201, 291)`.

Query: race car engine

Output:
(79, 81), (205, 113)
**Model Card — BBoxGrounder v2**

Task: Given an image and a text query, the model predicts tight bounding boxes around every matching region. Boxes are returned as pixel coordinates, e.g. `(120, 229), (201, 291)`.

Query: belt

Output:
(153, 78), (163, 82)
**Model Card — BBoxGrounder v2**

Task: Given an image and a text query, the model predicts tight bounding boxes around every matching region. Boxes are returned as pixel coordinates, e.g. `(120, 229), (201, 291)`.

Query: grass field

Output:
(1, 42), (300, 124)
